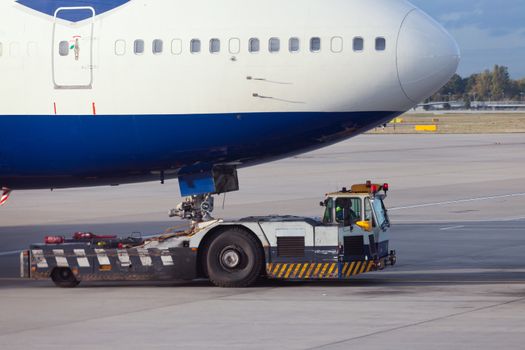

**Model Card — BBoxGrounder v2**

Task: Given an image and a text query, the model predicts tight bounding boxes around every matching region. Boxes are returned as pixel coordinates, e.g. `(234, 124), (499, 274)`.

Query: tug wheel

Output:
(204, 227), (263, 288)
(51, 268), (80, 288)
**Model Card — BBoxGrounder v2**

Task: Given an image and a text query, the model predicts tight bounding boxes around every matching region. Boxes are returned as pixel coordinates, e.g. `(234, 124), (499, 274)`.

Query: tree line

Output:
(428, 65), (525, 103)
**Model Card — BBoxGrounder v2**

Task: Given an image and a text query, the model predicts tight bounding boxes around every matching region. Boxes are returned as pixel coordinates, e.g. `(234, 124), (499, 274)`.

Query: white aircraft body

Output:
(0, 0), (459, 202)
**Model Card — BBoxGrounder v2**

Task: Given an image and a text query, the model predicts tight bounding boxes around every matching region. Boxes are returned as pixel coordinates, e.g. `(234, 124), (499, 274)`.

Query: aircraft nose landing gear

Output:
(169, 194), (215, 222)
(168, 165), (239, 223)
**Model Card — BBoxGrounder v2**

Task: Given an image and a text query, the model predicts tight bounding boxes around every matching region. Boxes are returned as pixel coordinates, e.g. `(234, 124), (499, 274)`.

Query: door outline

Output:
(52, 7), (95, 89)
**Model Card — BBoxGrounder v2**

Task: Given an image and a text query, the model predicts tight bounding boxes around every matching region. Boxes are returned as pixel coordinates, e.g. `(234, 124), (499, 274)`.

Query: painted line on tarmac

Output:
(390, 192), (525, 211)
(440, 225), (465, 231)
(0, 250), (21, 257)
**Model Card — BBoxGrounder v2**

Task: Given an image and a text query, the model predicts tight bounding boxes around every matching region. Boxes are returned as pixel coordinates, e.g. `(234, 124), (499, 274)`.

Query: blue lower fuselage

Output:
(0, 111), (400, 189)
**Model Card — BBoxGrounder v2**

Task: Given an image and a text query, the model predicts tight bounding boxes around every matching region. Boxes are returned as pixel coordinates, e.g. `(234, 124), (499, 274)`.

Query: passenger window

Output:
(190, 39), (201, 53)
(229, 38), (240, 54)
(249, 38), (260, 53)
(114, 40), (126, 56)
(375, 37), (386, 51)
(353, 37), (364, 51)
(289, 37), (299, 52)
(134, 39), (144, 55)
(269, 37), (280, 52)
(58, 41), (69, 56)
(310, 37), (321, 52)
(171, 39), (182, 55)
(331, 36), (343, 53)
(152, 39), (163, 54)
(209, 38), (220, 53)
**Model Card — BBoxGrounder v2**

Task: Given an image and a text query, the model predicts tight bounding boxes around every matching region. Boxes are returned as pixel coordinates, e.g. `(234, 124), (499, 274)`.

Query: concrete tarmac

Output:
(1, 134), (525, 349)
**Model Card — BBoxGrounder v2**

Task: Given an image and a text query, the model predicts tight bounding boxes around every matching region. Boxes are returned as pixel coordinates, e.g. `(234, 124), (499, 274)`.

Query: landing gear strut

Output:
(169, 194), (215, 223)
(169, 165), (239, 223)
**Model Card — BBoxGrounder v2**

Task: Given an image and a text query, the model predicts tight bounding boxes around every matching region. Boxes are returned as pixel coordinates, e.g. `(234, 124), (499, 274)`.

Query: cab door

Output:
(338, 197), (369, 260)
(52, 7), (95, 89)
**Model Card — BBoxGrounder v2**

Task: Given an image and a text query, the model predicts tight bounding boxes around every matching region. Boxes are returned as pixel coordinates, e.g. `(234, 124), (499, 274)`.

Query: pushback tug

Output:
(21, 181), (396, 287)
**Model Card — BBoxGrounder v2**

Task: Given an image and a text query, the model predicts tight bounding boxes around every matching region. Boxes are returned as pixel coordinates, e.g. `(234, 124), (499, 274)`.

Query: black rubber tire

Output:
(51, 268), (80, 288)
(204, 227), (263, 288)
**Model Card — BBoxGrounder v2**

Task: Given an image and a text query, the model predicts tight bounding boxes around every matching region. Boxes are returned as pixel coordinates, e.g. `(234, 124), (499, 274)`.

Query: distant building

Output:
(470, 101), (525, 111)
(414, 101), (465, 111)
(414, 101), (525, 112)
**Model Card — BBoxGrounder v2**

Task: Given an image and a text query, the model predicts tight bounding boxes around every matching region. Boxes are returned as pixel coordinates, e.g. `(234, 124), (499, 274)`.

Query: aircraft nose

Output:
(397, 9), (460, 103)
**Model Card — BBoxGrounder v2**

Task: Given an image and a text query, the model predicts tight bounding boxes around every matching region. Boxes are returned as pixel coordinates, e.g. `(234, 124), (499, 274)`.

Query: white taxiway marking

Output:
(440, 225), (465, 231)
(0, 250), (21, 257)
(390, 193), (525, 211)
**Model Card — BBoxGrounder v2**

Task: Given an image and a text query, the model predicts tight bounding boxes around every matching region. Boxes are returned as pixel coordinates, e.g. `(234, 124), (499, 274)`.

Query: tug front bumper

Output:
(266, 251), (397, 280)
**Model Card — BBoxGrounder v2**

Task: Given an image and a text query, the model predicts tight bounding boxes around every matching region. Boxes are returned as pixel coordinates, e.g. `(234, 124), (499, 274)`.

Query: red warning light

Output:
(371, 185), (378, 193)
(383, 183), (389, 191)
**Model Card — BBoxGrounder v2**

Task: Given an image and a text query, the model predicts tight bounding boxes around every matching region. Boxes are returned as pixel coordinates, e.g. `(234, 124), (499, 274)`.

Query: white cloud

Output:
(439, 8), (483, 23)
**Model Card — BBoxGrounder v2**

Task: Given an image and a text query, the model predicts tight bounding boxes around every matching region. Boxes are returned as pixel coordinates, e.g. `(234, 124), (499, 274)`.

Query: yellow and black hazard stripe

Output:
(267, 262), (338, 279)
(266, 261), (376, 279)
(340, 260), (375, 278)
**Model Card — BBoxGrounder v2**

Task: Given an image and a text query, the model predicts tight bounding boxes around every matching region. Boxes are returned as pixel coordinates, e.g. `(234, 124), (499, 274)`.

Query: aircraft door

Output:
(52, 7), (95, 89)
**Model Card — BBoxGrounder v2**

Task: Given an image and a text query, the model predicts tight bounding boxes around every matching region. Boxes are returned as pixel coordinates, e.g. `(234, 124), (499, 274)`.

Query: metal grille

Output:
(344, 236), (364, 257)
(277, 237), (305, 257)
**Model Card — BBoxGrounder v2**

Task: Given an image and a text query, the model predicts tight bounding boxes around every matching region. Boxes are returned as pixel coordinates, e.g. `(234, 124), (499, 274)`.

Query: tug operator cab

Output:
(321, 182), (392, 261)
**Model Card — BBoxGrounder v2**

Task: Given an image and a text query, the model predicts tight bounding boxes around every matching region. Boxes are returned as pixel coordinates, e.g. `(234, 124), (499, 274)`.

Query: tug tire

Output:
(204, 227), (263, 288)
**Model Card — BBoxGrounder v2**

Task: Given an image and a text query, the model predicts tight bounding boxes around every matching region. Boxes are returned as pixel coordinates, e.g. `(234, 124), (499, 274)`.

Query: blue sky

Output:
(411, 0), (525, 78)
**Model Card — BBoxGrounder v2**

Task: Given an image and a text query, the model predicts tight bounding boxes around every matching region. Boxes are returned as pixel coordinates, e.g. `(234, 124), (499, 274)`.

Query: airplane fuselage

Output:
(0, 0), (459, 190)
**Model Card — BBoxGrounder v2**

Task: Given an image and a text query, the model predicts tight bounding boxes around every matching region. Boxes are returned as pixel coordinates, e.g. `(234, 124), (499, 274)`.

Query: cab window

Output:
(335, 197), (360, 226)
(372, 198), (388, 228)
(322, 197), (334, 224)
(350, 198), (362, 220)
(364, 198), (375, 226)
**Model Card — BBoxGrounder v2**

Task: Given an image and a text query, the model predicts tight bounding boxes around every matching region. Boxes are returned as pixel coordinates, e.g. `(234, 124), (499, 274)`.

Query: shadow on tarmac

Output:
(2, 269), (524, 290)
